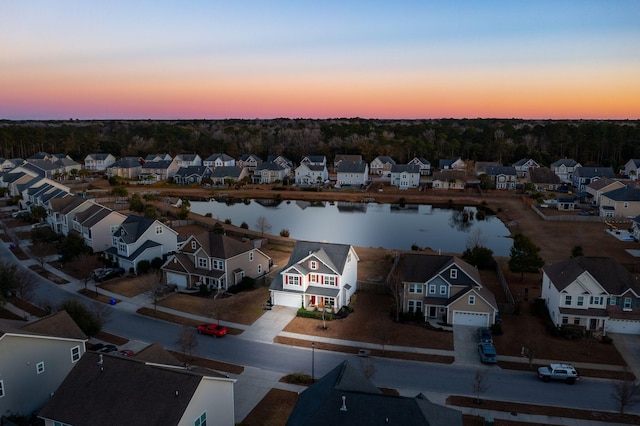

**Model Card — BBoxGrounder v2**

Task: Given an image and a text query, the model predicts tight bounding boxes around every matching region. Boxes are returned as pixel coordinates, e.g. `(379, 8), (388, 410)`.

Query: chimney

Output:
(340, 396), (347, 412)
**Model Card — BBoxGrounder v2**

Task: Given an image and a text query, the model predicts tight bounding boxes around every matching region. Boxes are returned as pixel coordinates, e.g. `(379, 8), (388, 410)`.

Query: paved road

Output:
(1, 241), (637, 418)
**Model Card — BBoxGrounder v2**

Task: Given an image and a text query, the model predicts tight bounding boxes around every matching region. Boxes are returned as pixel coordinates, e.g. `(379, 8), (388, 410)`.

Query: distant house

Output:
(236, 154), (263, 172)
(623, 159), (640, 180)
(295, 163), (328, 185)
(390, 164), (420, 189)
(572, 167), (615, 191)
(270, 240), (359, 310)
(439, 157), (465, 170)
(0, 158), (24, 172)
(527, 167), (561, 191)
(144, 153), (172, 162)
(557, 196), (576, 211)
(512, 158), (540, 178)
(542, 256), (640, 334)
(333, 154), (362, 170)
(173, 153), (202, 168)
(396, 253), (498, 326)
(140, 159), (180, 181)
(203, 153), (235, 169)
(408, 157), (431, 175)
(287, 360), (462, 426)
(173, 166), (212, 185)
(550, 158), (581, 183)
(38, 351), (236, 426)
(370, 155), (396, 176)
(431, 170), (466, 190)
(162, 232), (271, 291)
(255, 161), (289, 184)
(336, 161), (369, 186)
(105, 215), (178, 273)
(84, 153), (116, 172)
(47, 195), (96, 235)
(484, 166), (517, 190)
(585, 178), (625, 206)
(474, 161), (501, 177)
(0, 311), (87, 417)
(210, 166), (248, 186)
(106, 157), (143, 179)
(300, 155), (327, 166)
(267, 155), (294, 171)
(599, 186), (640, 217)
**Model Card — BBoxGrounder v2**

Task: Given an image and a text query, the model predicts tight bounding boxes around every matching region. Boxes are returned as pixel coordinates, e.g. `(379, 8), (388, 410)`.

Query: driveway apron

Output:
(453, 325), (483, 366)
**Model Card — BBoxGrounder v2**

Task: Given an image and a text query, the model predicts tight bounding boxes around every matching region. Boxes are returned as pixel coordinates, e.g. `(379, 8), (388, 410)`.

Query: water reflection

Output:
(189, 199), (513, 256)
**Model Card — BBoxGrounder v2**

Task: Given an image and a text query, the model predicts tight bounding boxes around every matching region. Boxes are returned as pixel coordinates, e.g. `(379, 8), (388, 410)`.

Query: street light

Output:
(311, 342), (315, 382)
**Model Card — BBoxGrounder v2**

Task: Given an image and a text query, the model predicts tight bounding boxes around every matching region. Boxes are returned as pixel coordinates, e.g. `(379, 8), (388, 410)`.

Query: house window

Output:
(624, 202), (629, 208)
(468, 295), (476, 305)
(608, 296), (617, 305)
(71, 346), (80, 362)
(155, 225), (163, 234)
(36, 361), (45, 374)
(573, 318), (581, 325)
(191, 241), (196, 250)
(0, 380), (4, 398)
(577, 296), (584, 306)
(309, 274), (318, 283)
(110, 225), (118, 235)
(450, 269), (457, 279)
(288, 275), (300, 286)
(194, 411), (207, 426)
(408, 300), (423, 313)
(321, 297), (335, 307)
(409, 283), (423, 294)
(249, 252), (254, 262)
(562, 316), (569, 324)
(198, 258), (208, 268)
(428, 284), (436, 294)
(325, 276), (336, 286)
(258, 264), (262, 274)
(590, 296), (603, 305)
(624, 297), (633, 310)
(440, 285), (447, 295)
(118, 242), (127, 253)
(564, 295), (572, 305)
(309, 260), (316, 269)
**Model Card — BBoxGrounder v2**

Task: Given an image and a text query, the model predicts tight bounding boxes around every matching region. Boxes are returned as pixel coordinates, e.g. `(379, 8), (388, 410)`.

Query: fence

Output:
(531, 205), (631, 224)
(495, 263), (515, 315)
(356, 280), (387, 294)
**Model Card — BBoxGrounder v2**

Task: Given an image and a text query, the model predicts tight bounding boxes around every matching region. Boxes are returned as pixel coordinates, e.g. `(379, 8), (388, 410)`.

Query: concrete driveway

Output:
(611, 333), (640, 378)
(453, 325), (483, 366)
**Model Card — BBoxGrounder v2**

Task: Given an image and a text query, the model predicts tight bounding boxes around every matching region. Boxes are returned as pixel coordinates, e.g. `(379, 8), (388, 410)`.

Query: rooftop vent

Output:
(340, 395), (347, 412)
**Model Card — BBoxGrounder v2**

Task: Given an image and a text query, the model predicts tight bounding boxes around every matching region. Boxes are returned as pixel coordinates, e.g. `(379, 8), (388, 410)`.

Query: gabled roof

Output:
(115, 215), (157, 243)
(602, 186), (640, 202)
(372, 156), (396, 165)
(574, 167), (615, 179)
(285, 241), (354, 275)
(432, 170), (466, 181)
(174, 153), (200, 161)
(399, 253), (481, 286)
(85, 153), (113, 161)
(133, 342), (182, 366)
(1, 171), (27, 183)
(204, 153), (234, 162)
(286, 360), (461, 426)
(174, 165), (209, 177)
(28, 151), (51, 160)
(54, 158), (81, 168)
(337, 161), (367, 173)
(211, 166), (244, 178)
(20, 310), (87, 340)
(484, 166), (517, 176)
(550, 158), (579, 167)
(38, 352), (211, 426)
(301, 155), (326, 163)
(513, 158), (537, 167)
(408, 157), (430, 165)
(391, 164), (420, 173)
(192, 232), (255, 259)
(298, 163), (327, 172)
(144, 153), (171, 161)
(528, 167), (561, 184)
(627, 159), (640, 168)
(334, 154), (363, 163)
(109, 157), (142, 169)
(40, 188), (70, 204)
(26, 159), (59, 171)
(238, 153), (263, 162)
(256, 161), (286, 171)
(586, 177), (622, 191)
(267, 155), (293, 166)
(74, 204), (104, 225)
(543, 256), (640, 295)
(141, 160), (173, 170)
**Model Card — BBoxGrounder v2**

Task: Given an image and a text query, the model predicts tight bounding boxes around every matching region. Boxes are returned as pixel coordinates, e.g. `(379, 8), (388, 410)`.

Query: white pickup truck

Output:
(537, 363), (579, 384)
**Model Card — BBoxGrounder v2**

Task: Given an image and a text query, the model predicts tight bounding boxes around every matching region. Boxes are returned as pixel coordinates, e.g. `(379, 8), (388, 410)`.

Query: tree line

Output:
(0, 118), (638, 169)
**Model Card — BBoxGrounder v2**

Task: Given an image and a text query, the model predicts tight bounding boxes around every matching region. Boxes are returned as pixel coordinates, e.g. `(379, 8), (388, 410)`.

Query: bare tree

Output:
(68, 253), (101, 292)
(136, 270), (164, 311)
(386, 254), (403, 322)
(210, 295), (229, 325)
(612, 368), (640, 414)
(472, 369), (489, 404)
(255, 215), (272, 237)
(15, 269), (37, 304)
(369, 317), (394, 354)
(176, 325), (199, 361)
(31, 243), (50, 268)
(360, 357), (376, 380)
(91, 301), (113, 329)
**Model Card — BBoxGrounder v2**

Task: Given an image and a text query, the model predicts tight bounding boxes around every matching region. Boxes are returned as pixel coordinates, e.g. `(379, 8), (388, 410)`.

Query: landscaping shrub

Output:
(559, 326), (584, 340)
(227, 277), (255, 294)
(297, 308), (334, 321)
(151, 257), (164, 270)
(199, 283), (210, 295)
(280, 229), (290, 237)
(283, 372), (314, 385)
(137, 260), (151, 274)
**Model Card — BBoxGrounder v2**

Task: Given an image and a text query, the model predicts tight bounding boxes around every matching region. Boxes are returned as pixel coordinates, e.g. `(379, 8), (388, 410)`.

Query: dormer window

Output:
(450, 269), (457, 279)
(310, 260), (317, 270)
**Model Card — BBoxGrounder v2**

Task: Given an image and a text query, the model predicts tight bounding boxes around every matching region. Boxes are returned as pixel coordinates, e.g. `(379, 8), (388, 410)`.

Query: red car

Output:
(197, 323), (228, 338)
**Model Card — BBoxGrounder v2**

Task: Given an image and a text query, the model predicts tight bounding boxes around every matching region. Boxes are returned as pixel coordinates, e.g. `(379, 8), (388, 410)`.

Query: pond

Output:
(189, 199), (513, 256)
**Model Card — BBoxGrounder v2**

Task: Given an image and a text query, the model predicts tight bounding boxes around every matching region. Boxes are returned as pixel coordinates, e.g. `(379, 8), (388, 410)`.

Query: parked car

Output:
(537, 363), (579, 384)
(476, 327), (493, 344)
(12, 210), (30, 218)
(477, 342), (497, 364)
(114, 350), (135, 357)
(98, 344), (118, 354)
(93, 267), (125, 282)
(197, 323), (228, 338)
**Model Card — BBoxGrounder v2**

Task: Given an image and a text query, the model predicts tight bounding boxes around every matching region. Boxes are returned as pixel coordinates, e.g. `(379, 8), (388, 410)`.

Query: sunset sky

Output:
(2, 1), (639, 120)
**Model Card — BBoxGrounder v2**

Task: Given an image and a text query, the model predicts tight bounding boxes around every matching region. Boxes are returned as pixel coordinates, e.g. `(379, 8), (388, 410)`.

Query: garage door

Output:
(272, 291), (302, 308)
(607, 319), (640, 334)
(453, 311), (489, 327)
(166, 272), (188, 289)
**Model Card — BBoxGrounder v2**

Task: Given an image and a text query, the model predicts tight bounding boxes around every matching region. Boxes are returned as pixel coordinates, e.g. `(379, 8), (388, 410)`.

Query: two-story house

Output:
(267, 155), (294, 172)
(38, 351), (236, 426)
(484, 166), (517, 190)
(236, 154), (263, 172)
(0, 311), (87, 417)
(210, 166), (248, 186)
(106, 157), (143, 179)
(333, 155), (362, 171)
(390, 164), (420, 189)
(512, 158), (540, 178)
(295, 163), (328, 185)
(0, 158), (24, 172)
(623, 159), (640, 180)
(585, 178), (625, 206)
(550, 158), (581, 183)
(203, 153), (235, 169)
(72, 204), (127, 253)
(370, 156), (396, 176)
(439, 157), (466, 171)
(527, 167), (561, 192)
(336, 161), (369, 187)
(173, 166), (212, 185)
(254, 161), (289, 184)
(396, 253), (497, 326)
(541, 256), (640, 334)
(408, 157), (431, 175)
(106, 215), (178, 273)
(83, 153), (116, 172)
(599, 186), (640, 218)
(144, 153), (172, 162)
(269, 241), (359, 310)
(431, 170), (466, 190)
(47, 195), (96, 235)
(140, 159), (180, 181)
(162, 232), (271, 291)
(173, 153), (202, 168)
(300, 155), (326, 167)
(572, 167), (615, 191)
